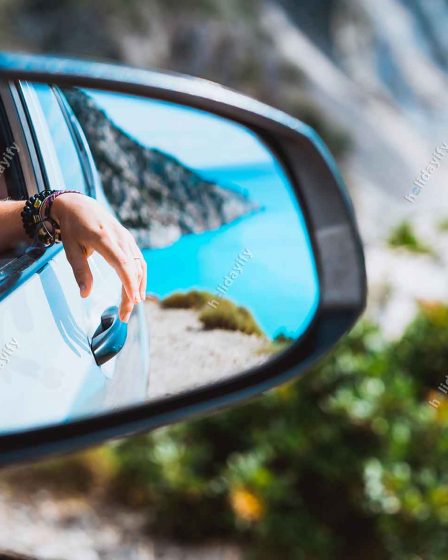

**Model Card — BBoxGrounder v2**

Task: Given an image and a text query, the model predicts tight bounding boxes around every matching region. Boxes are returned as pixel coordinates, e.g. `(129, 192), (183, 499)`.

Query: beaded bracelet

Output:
(21, 189), (82, 247)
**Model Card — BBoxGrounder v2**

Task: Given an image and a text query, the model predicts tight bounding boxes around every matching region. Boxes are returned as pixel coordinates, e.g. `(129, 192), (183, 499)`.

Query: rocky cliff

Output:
(63, 88), (255, 248)
(8, 0), (447, 237)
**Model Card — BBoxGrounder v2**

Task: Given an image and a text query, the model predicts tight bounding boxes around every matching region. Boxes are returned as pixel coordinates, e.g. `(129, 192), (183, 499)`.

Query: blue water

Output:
(143, 160), (319, 339)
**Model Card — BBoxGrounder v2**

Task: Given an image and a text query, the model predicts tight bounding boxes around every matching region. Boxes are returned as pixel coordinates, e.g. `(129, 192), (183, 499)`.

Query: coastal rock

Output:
(64, 88), (255, 249)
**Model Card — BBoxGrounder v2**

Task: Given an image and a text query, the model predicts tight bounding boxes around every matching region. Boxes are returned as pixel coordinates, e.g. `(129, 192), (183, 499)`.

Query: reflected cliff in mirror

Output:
(63, 88), (320, 400)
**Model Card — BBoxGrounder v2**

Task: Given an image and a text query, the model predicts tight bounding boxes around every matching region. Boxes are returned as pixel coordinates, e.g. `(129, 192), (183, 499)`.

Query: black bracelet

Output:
(21, 190), (61, 247)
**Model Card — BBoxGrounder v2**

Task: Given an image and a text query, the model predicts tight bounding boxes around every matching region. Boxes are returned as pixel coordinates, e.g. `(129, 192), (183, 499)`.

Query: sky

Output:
(85, 89), (274, 170)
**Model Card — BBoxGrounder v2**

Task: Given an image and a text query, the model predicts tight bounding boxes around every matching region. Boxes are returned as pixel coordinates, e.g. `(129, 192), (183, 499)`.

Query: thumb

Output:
(64, 242), (94, 298)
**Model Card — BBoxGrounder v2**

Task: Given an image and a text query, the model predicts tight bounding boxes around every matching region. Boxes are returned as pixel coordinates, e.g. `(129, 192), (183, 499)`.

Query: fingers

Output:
(119, 255), (144, 322)
(122, 244), (146, 321)
(139, 255), (147, 301)
(58, 196), (145, 320)
(120, 285), (134, 323)
(91, 228), (146, 323)
(66, 236), (137, 323)
(127, 240), (147, 302)
(64, 241), (94, 298)
(92, 230), (141, 305)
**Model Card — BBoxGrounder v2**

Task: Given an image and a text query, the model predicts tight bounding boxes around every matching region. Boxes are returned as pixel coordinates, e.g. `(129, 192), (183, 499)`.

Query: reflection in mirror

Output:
(0, 81), (319, 433)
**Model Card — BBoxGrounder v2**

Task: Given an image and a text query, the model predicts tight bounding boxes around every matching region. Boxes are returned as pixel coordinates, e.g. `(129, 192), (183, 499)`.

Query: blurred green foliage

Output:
(437, 217), (448, 233)
(11, 304), (446, 557)
(387, 221), (434, 255)
(107, 304), (448, 559)
(11, 283), (448, 559)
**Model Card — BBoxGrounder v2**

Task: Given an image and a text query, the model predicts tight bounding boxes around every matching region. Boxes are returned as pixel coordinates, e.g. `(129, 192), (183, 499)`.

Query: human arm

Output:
(0, 194), (146, 322)
(0, 200), (28, 251)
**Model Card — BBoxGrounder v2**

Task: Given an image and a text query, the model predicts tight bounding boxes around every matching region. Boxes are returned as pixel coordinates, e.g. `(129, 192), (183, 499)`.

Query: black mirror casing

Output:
(0, 53), (367, 466)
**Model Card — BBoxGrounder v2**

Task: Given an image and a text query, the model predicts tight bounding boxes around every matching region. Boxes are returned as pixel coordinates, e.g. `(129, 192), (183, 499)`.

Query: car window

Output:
(0, 84), (33, 273)
(19, 82), (89, 194)
(0, 81), (91, 286)
(0, 90), (26, 201)
(0, 172), (7, 200)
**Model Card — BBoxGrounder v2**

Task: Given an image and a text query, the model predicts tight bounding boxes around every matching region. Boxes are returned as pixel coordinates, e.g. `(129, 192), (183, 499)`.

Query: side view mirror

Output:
(0, 53), (366, 466)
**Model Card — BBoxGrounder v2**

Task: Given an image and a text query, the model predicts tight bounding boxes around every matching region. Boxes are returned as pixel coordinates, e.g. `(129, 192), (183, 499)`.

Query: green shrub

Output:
(110, 306), (448, 559)
(199, 299), (263, 336)
(387, 221), (434, 255)
(160, 290), (264, 336)
(437, 217), (448, 233)
(161, 290), (215, 310)
(259, 331), (295, 355)
(12, 302), (448, 558)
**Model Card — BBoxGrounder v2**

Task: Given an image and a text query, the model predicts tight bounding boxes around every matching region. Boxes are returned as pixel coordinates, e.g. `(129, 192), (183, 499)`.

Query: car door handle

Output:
(91, 306), (127, 366)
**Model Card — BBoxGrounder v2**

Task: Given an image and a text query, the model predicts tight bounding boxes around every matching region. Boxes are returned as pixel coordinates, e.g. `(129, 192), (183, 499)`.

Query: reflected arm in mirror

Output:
(50, 192), (147, 322)
(0, 192), (146, 322)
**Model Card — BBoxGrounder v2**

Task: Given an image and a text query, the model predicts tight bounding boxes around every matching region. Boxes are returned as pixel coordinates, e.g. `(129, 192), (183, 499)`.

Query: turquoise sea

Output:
(143, 160), (319, 340)
(84, 90), (319, 339)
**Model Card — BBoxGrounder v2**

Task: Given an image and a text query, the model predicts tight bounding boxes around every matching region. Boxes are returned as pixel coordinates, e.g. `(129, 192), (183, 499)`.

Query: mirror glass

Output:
(0, 82), (319, 432)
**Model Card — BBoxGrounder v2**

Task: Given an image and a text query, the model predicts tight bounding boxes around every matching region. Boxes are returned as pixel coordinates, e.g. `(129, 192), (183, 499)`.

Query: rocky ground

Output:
(145, 300), (270, 401)
(0, 484), (241, 560)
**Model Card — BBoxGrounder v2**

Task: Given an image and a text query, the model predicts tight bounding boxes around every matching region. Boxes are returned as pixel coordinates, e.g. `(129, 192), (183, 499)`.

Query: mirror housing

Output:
(0, 53), (366, 466)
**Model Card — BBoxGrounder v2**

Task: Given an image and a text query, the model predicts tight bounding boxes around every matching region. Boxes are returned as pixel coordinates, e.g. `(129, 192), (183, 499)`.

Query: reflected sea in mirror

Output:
(72, 89), (321, 397)
(145, 160), (319, 339)
(84, 89), (319, 341)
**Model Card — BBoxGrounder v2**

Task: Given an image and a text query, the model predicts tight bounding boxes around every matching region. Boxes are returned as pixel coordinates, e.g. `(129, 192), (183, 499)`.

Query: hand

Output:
(51, 193), (147, 323)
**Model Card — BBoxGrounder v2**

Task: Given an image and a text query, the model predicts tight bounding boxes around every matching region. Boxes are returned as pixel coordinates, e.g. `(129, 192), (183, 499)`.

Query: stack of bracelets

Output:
(21, 189), (81, 247)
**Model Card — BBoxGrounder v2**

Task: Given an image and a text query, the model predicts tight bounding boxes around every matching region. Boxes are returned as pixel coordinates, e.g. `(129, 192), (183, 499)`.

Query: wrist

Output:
(50, 193), (68, 224)
(21, 189), (83, 247)
(50, 191), (83, 224)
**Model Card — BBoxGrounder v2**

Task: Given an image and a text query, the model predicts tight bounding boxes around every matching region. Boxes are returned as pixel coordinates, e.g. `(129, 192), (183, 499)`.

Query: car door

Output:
(52, 85), (150, 407)
(21, 81), (149, 397)
(0, 81), (147, 434)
